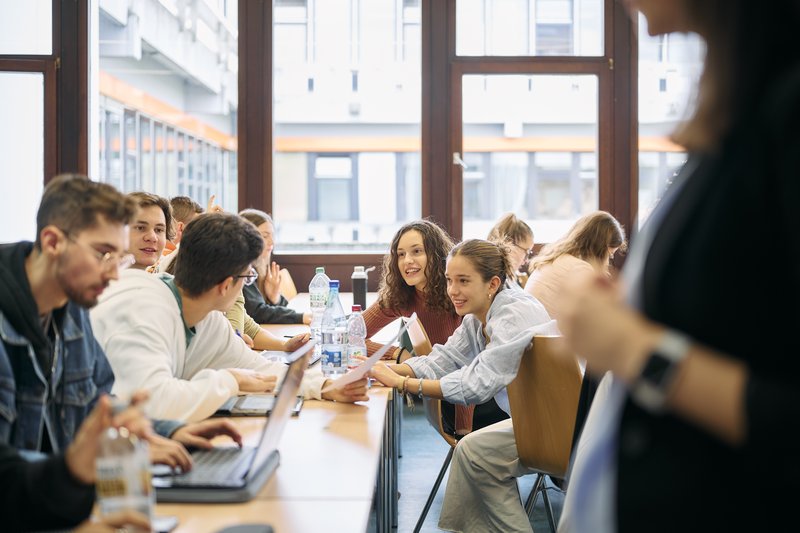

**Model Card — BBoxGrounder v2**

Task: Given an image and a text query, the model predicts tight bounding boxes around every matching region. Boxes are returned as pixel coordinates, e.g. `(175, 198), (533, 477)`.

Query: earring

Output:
(488, 292), (492, 300)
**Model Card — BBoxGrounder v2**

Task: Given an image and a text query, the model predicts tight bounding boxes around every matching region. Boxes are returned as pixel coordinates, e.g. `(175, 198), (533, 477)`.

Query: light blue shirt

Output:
(405, 285), (557, 413)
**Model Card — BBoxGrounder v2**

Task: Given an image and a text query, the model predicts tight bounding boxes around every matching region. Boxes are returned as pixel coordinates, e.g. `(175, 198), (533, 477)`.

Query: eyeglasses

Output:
(66, 234), (135, 272)
(234, 267), (259, 286)
(513, 243), (535, 260)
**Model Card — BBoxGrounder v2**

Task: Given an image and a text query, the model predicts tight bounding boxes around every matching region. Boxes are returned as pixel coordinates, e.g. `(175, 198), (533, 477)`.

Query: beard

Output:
(56, 254), (109, 309)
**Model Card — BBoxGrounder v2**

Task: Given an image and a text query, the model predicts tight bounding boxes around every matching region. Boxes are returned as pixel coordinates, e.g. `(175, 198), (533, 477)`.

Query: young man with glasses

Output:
(0, 175), (245, 470)
(91, 212), (369, 422)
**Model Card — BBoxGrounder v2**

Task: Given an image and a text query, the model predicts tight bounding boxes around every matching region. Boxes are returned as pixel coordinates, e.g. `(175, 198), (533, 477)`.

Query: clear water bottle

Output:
(346, 304), (367, 370)
(308, 266), (330, 359)
(351, 266), (368, 310)
(95, 426), (154, 523)
(321, 280), (348, 377)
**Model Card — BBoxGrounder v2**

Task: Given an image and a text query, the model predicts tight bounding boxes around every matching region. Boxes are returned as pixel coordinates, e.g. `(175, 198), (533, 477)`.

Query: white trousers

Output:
(438, 418), (535, 533)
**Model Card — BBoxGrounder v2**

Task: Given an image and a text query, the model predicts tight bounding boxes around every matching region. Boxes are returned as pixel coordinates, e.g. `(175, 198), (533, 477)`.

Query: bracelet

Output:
(400, 375), (409, 394)
(417, 378), (424, 398)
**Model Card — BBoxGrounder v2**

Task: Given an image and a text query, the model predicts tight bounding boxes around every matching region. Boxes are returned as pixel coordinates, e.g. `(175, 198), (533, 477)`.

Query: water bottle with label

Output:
(308, 267), (330, 359)
(95, 426), (154, 523)
(321, 280), (348, 376)
(346, 304), (367, 370)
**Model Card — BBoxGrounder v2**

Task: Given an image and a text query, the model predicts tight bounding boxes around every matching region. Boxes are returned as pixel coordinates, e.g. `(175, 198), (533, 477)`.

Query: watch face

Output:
(641, 352), (673, 385)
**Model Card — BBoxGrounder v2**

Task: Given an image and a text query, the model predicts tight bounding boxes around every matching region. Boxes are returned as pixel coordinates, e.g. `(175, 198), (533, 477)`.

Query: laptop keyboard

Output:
(173, 446), (255, 486)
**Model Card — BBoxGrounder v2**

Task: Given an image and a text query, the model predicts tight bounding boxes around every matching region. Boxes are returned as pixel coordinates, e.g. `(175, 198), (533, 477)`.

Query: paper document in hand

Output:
(321, 313), (417, 393)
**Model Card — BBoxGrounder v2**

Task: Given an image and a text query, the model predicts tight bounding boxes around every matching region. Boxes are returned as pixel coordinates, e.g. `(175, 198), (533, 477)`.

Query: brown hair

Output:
(128, 191), (175, 241)
(487, 213), (533, 248)
(671, 1), (800, 151)
(35, 174), (136, 249)
(170, 196), (203, 224)
(449, 239), (514, 291)
(529, 211), (626, 273)
(378, 219), (455, 315)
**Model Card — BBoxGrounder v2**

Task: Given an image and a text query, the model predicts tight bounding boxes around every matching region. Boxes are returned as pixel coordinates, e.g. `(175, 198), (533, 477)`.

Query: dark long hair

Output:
(378, 219), (455, 314)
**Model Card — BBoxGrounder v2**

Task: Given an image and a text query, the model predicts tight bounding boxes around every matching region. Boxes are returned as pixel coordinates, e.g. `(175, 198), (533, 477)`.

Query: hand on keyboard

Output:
(227, 368), (278, 393)
(172, 418), (244, 450)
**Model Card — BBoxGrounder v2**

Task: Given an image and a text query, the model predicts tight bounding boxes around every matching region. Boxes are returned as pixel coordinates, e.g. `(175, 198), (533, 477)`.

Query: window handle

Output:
(452, 152), (468, 169)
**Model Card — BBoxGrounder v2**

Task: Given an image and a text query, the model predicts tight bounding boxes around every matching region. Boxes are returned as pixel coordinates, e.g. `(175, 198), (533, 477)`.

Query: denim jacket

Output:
(0, 302), (114, 452)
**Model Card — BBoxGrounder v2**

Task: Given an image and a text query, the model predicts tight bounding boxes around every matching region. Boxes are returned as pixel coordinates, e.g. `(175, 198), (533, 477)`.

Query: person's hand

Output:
(65, 391), (152, 485)
(321, 378), (370, 403)
(302, 312), (312, 325)
(74, 509), (151, 532)
(171, 418), (243, 450)
(147, 433), (193, 472)
(227, 368), (278, 393)
(263, 260), (283, 303)
(206, 194), (224, 213)
(242, 332), (255, 348)
(367, 362), (404, 389)
(283, 332), (310, 352)
(558, 271), (658, 381)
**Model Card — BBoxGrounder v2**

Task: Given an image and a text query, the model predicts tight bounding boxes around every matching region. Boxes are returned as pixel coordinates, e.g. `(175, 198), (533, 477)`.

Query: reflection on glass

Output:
(93, 1), (238, 210)
(456, 0), (603, 57)
(0, 0), (52, 55)
(273, 0), (422, 251)
(637, 13), (704, 224)
(461, 74), (598, 243)
(0, 72), (44, 241)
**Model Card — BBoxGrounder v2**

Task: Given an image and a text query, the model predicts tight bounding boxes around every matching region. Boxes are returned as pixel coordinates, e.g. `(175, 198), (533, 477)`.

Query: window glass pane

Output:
(0, 0), (52, 54)
(274, 0), (422, 252)
(0, 72), (44, 241)
(456, 0), (603, 57)
(92, 2), (237, 209)
(461, 74), (599, 243)
(637, 13), (703, 224)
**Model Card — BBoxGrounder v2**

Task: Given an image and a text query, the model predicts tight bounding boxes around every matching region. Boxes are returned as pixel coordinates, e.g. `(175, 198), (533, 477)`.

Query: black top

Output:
(242, 283), (304, 324)
(615, 67), (800, 532)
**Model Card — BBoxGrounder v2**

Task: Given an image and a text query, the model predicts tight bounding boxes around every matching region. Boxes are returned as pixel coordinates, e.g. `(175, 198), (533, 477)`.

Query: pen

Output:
(284, 335), (294, 338)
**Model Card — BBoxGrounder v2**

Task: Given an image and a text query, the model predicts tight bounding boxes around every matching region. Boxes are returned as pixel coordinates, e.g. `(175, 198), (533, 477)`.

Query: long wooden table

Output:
(157, 385), (397, 532)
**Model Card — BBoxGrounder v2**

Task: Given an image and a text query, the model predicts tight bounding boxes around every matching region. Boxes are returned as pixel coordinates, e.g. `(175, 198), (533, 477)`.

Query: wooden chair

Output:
(507, 335), (583, 532)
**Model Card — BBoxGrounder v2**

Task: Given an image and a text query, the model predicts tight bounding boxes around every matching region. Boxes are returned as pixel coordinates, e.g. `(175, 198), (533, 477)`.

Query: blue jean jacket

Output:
(0, 303), (114, 452)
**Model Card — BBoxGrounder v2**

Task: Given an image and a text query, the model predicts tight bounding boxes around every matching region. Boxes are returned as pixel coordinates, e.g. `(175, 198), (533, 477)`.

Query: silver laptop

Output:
(152, 341), (314, 503)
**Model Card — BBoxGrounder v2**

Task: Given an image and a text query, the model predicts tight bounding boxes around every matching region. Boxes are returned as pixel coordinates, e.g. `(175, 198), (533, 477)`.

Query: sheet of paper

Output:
(321, 312), (417, 393)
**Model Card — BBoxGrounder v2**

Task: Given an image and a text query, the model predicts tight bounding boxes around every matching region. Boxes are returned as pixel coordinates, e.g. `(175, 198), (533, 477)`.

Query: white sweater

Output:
(90, 270), (325, 422)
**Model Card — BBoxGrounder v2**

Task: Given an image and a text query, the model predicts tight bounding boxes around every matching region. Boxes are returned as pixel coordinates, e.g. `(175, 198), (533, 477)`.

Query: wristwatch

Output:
(630, 330), (690, 412)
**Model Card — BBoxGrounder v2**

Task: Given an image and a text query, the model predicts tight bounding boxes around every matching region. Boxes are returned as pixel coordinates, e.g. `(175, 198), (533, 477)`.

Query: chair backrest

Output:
(507, 335), (582, 478)
(279, 268), (298, 300)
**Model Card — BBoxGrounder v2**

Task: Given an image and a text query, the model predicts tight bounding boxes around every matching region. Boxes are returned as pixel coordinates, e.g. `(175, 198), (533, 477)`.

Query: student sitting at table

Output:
(157, 195), (203, 274)
(126, 191), (175, 272)
(238, 208), (310, 325)
(487, 212), (534, 287)
(90, 212), (369, 422)
(225, 284), (309, 351)
(366, 239), (557, 532)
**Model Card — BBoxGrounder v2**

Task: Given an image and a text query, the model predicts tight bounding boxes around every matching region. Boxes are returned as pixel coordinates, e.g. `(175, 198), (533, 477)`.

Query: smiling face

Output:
(396, 229), (428, 291)
(257, 220), (275, 261)
(446, 254), (499, 322)
(129, 205), (168, 268)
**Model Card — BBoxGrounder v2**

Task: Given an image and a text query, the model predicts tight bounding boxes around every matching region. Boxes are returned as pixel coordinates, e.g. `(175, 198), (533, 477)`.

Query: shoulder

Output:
(490, 286), (549, 323)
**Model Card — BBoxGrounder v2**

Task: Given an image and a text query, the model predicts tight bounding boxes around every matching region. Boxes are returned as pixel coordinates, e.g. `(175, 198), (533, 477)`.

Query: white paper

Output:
(320, 312), (417, 393)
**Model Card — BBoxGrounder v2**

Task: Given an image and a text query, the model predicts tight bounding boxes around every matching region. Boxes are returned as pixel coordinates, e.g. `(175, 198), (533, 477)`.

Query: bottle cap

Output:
(354, 266), (364, 273)
(352, 304), (362, 312)
(329, 280), (340, 289)
(316, 267), (325, 274)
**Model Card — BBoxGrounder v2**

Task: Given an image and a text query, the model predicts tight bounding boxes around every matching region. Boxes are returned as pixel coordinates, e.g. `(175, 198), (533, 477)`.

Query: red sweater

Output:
(362, 290), (462, 356)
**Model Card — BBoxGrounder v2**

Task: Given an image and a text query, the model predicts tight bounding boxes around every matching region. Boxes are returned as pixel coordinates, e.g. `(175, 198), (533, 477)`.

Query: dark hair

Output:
(673, 1), (800, 151)
(128, 191), (175, 241)
(238, 208), (273, 228)
(487, 212), (533, 247)
(449, 239), (514, 290)
(529, 211), (626, 273)
(35, 174), (136, 249)
(170, 196), (203, 224)
(173, 212), (264, 297)
(378, 219), (455, 314)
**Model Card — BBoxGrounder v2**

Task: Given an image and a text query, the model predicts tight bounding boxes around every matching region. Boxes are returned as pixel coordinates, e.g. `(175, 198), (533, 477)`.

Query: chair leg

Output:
(413, 446), (454, 533)
(524, 473), (545, 516)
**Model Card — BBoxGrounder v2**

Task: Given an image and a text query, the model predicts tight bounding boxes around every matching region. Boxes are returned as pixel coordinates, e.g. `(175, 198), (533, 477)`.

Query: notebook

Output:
(152, 343), (312, 503)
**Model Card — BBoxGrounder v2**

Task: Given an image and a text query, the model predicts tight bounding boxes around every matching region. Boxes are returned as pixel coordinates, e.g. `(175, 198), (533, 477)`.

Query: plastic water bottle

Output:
(95, 426), (154, 523)
(321, 280), (347, 376)
(351, 266), (368, 310)
(346, 304), (367, 370)
(308, 267), (330, 359)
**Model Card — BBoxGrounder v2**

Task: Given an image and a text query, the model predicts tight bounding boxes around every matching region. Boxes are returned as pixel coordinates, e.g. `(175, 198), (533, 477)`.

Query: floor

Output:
(393, 398), (565, 533)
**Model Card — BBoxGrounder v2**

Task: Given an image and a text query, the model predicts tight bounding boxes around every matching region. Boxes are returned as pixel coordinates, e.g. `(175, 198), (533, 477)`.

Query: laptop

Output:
(152, 344), (312, 503)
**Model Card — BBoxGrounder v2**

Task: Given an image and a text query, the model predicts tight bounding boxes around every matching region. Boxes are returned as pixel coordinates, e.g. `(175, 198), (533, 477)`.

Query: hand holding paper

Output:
(321, 313), (417, 393)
